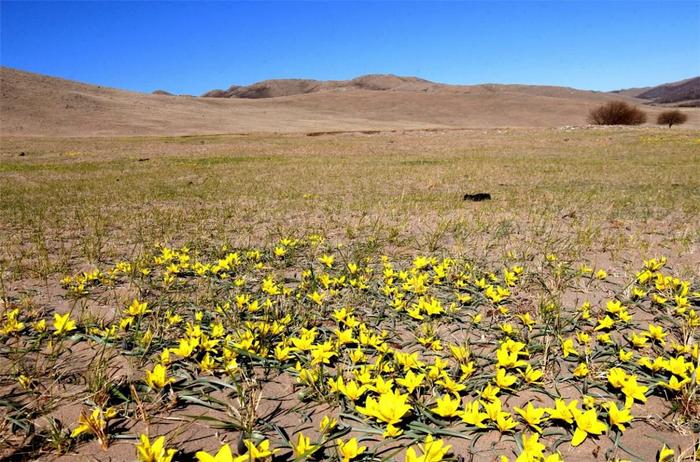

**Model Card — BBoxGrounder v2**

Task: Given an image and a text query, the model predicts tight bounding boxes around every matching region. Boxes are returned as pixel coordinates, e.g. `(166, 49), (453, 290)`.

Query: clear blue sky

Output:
(1, 1), (698, 94)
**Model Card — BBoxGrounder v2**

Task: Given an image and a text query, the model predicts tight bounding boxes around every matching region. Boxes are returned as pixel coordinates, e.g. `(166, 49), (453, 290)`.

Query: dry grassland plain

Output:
(1, 127), (699, 462)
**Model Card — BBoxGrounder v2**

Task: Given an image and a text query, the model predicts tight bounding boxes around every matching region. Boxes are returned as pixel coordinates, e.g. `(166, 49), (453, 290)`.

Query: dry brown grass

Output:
(1, 127), (698, 269)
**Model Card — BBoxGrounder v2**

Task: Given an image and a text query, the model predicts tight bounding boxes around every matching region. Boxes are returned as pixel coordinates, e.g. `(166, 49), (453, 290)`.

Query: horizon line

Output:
(2, 64), (697, 96)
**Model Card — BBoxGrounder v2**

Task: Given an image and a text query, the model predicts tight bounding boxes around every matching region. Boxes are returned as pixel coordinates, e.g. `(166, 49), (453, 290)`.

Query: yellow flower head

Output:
(243, 439), (275, 459)
(397, 370), (425, 393)
(337, 438), (367, 462)
(546, 399), (578, 424)
(606, 401), (633, 432)
(517, 433), (545, 462)
(319, 415), (337, 434)
(195, 444), (247, 462)
(405, 435), (451, 462)
(514, 402), (547, 433)
(136, 435), (176, 462)
(571, 408), (607, 447)
(145, 364), (174, 390)
(292, 433), (319, 458)
(127, 299), (150, 316)
(460, 400), (488, 428)
(319, 254), (335, 268)
(53, 312), (77, 335)
(658, 445), (674, 462)
(431, 394), (462, 418)
(495, 368), (518, 388)
(356, 389), (411, 425)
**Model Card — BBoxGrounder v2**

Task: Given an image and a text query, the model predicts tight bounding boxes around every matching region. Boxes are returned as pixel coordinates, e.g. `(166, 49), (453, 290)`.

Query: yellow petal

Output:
(571, 427), (588, 447)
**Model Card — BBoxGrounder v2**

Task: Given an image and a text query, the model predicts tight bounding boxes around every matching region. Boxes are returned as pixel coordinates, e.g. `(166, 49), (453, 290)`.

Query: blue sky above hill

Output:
(1, 1), (698, 94)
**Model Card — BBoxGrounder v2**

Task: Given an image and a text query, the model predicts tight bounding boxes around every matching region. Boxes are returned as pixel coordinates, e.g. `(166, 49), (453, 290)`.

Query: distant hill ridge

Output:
(612, 76), (700, 107)
(201, 74), (439, 98)
(204, 73), (700, 107)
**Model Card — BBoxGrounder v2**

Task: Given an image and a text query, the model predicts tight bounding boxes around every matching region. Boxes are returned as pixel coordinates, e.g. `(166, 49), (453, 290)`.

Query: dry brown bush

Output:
(657, 109), (688, 128)
(588, 101), (647, 125)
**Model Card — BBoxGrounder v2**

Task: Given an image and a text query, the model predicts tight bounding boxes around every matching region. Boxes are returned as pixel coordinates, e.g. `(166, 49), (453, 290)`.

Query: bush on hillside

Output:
(656, 109), (688, 128)
(588, 101), (647, 125)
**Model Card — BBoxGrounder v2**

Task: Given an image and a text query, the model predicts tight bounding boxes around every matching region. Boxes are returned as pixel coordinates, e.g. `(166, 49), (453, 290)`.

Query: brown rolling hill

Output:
(201, 75), (438, 98)
(1, 66), (697, 136)
(612, 76), (700, 107)
(636, 77), (700, 106)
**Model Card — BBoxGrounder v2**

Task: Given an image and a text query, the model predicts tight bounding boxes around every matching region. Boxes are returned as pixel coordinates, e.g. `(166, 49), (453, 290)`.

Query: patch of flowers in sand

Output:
(3, 236), (699, 461)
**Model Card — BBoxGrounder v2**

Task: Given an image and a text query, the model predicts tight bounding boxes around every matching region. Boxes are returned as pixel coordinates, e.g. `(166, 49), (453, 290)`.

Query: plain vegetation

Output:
(1, 127), (699, 462)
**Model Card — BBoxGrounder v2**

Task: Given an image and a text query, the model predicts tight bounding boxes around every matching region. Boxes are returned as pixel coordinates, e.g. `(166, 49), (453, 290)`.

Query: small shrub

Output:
(588, 101), (647, 125)
(657, 109), (688, 128)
